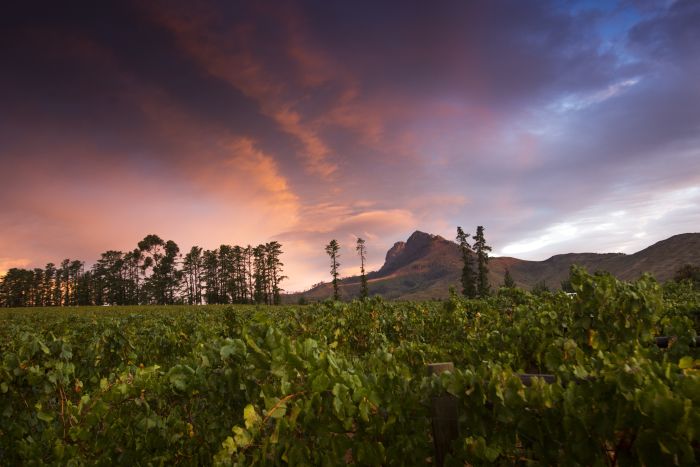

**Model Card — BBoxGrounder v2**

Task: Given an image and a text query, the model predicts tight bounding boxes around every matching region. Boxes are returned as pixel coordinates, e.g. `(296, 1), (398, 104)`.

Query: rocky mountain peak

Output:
(379, 231), (450, 275)
(384, 241), (406, 265)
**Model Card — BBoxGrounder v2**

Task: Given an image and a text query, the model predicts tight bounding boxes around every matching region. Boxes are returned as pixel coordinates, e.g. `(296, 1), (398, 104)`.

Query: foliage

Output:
(456, 227), (477, 298)
(561, 278), (574, 293)
(674, 264), (700, 290)
(0, 270), (698, 465)
(473, 226), (492, 298)
(532, 280), (551, 296)
(0, 235), (286, 307)
(502, 268), (516, 288)
(325, 239), (341, 301)
(356, 238), (369, 299)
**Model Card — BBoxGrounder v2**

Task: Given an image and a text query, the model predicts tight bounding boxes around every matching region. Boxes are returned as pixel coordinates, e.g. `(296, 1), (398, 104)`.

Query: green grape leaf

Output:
(678, 356), (694, 369)
(244, 404), (261, 429)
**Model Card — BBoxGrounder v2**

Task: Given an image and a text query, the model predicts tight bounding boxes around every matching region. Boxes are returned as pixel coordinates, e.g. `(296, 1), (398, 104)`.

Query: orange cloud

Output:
(150, 3), (338, 178)
(0, 97), (302, 278)
(117, 71), (301, 227)
(0, 258), (32, 278)
(205, 137), (301, 218)
(272, 107), (336, 178)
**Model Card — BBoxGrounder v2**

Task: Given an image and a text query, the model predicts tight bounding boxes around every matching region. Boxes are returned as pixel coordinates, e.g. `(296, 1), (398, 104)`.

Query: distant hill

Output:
(287, 231), (700, 302)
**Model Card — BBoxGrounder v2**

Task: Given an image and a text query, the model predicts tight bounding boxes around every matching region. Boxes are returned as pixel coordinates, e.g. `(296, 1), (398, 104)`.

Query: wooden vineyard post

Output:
(428, 362), (459, 467)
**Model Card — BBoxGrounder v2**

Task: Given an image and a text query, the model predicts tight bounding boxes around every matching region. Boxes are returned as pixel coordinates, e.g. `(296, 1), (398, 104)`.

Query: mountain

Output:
(288, 232), (700, 302)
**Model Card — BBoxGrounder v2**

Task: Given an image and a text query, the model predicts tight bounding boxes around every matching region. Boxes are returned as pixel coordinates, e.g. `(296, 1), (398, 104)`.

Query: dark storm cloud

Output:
(628, 0), (700, 63)
(420, 0), (700, 249)
(298, 1), (633, 108)
(0, 0), (697, 289)
(0, 1), (297, 166)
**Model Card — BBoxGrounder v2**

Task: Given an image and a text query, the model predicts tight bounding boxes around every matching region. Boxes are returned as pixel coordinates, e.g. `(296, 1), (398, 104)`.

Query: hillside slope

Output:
(289, 232), (700, 301)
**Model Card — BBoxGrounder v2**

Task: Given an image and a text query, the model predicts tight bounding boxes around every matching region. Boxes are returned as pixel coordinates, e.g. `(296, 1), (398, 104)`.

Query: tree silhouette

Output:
(183, 246), (204, 305)
(356, 237), (368, 299)
(0, 235), (286, 307)
(325, 239), (341, 300)
(265, 241), (286, 305)
(532, 280), (550, 296)
(456, 227), (477, 298)
(473, 226), (492, 297)
(503, 267), (515, 288)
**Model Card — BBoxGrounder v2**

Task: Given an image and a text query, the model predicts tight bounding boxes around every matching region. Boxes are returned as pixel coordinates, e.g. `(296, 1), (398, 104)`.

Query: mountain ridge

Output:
(288, 232), (700, 301)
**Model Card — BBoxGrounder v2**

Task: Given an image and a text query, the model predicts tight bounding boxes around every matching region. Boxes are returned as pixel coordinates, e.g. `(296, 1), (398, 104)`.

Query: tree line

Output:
(0, 234), (285, 307)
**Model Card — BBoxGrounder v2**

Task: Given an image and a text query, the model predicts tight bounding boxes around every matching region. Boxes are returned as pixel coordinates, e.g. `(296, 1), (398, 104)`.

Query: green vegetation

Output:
(456, 225), (492, 299)
(0, 234), (285, 307)
(502, 267), (515, 288)
(456, 227), (476, 299)
(325, 239), (341, 301)
(356, 237), (369, 299)
(675, 264), (700, 290)
(473, 226), (492, 298)
(0, 268), (698, 465)
(531, 279), (551, 296)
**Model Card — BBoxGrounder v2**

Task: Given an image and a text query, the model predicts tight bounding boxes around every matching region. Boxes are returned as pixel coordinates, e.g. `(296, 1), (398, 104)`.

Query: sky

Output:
(1, 0), (699, 292)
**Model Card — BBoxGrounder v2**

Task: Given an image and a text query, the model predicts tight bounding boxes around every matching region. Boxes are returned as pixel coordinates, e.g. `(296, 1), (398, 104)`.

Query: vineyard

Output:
(1, 267), (698, 465)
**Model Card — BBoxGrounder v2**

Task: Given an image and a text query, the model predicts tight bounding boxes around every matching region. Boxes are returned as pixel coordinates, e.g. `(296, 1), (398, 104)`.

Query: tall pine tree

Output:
(265, 241), (285, 305)
(356, 237), (369, 299)
(183, 246), (204, 305)
(325, 239), (341, 301)
(0, 236), (286, 307)
(473, 225), (492, 297)
(456, 226), (477, 298)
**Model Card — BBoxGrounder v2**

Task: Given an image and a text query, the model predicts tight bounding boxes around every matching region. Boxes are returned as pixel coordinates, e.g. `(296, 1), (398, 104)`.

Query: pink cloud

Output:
(150, 3), (338, 179)
(0, 258), (32, 278)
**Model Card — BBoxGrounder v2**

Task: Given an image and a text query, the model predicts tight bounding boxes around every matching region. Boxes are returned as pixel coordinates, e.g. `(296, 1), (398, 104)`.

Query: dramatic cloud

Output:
(1, 0), (698, 290)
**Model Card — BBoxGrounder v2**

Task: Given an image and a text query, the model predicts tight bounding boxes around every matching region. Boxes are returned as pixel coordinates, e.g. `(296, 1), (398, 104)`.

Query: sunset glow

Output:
(1, 0), (699, 291)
